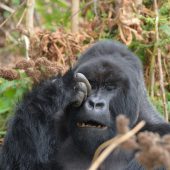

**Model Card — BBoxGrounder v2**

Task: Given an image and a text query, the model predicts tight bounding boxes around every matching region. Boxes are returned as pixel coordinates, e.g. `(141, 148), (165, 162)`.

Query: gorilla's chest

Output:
(57, 138), (134, 170)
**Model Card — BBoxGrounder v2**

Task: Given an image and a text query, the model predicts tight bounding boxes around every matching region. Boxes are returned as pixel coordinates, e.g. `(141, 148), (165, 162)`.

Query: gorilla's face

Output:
(68, 55), (140, 155)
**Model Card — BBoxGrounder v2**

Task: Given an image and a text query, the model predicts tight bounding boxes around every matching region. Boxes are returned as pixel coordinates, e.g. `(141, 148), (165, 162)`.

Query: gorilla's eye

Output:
(89, 80), (97, 89)
(105, 83), (117, 91)
(106, 86), (116, 91)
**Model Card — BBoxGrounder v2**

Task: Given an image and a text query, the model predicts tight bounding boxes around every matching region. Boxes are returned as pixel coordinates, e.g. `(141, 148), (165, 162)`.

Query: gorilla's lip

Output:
(76, 120), (107, 130)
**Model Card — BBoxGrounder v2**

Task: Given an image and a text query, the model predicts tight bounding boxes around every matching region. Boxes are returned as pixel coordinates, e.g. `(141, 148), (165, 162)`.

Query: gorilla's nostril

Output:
(95, 102), (105, 109)
(87, 99), (105, 109)
(88, 100), (94, 108)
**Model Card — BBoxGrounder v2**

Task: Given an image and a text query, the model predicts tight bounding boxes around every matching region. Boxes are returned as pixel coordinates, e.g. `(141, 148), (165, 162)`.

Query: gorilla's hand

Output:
(72, 73), (91, 107)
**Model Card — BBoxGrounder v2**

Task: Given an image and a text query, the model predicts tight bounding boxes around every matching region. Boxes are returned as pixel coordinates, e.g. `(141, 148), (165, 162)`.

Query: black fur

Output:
(0, 40), (170, 170)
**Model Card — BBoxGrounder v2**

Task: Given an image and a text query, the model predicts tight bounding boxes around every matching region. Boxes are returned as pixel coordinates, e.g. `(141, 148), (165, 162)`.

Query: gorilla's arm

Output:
(125, 159), (166, 170)
(0, 72), (90, 170)
(138, 90), (170, 135)
(125, 159), (145, 170)
(1, 76), (70, 170)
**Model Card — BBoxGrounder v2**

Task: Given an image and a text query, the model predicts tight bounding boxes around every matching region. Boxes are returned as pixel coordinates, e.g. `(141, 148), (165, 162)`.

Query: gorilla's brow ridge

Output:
(76, 58), (128, 87)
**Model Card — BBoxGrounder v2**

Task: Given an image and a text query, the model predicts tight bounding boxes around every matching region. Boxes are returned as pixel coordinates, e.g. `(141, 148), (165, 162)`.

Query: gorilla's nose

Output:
(85, 96), (106, 111)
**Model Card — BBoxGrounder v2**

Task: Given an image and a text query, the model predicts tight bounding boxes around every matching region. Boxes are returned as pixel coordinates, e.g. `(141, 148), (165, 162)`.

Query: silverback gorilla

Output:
(1, 40), (170, 170)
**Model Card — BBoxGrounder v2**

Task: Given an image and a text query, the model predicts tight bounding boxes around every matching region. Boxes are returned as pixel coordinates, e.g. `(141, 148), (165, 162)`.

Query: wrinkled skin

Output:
(0, 40), (169, 170)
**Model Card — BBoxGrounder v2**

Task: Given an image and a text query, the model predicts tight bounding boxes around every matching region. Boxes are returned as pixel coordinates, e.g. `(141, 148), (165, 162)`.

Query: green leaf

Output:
(3, 88), (16, 98)
(52, 0), (69, 8)
(0, 131), (6, 135)
(12, 0), (20, 6)
(0, 100), (11, 114)
(167, 93), (170, 101)
(160, 24), (170, 36)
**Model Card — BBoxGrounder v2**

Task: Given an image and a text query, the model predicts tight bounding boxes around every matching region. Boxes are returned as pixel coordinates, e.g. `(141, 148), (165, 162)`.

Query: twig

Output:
(0, 1), (26, 28)
(70, 0), (94, 19)
(15, 27), (30, 37)
(0, 2), (15, 13)
(92, 136), (120, 162)
(71, 0), (79, 32)
(149, 49), (156, 98)
(5, 31), (18, 44)
(26, 0), (35, 35)
(22, 0), (35, 60)
(93, 0), (98, 17)
(16, 8), (27, 27)
(22, 35), (30, 60)
(89, 121), (145, 170)
(147, 47), (155, 97)
(0, 28), (18, 44)
(154, 0), (168, 121)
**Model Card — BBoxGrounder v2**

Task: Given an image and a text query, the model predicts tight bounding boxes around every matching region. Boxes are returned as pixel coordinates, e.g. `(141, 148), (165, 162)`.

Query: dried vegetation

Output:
(0, 29), (94, 83)
(90, 115), (170, 170)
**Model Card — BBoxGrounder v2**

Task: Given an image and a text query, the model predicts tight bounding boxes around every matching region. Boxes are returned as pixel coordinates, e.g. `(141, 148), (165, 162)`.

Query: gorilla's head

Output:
(68, 40), (143, 155)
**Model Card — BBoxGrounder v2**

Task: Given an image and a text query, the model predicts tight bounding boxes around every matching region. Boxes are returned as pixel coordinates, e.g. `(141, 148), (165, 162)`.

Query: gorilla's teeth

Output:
(76, 122), (107, 129)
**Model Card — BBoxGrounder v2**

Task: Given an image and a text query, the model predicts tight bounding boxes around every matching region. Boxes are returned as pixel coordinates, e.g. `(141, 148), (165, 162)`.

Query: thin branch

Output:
(26, 0), (35, 35)
(15, 27), (30, 37)
(93, 0), (98, 17)
(71, 0), (79, 32)
(0, 2), (15, 13)
(71, 0), (93, 18)
(89, 121), (145, 170)
(149, 49), (156, 98)
(22, 35), (30, 60)
(154, 0), (168, 121)
(22, 0), (35, 60)
(92, 136), (120, 163)
(5, 31), (18, 44)
(16, 8), (27, 27)
(0, 1), (26, 28)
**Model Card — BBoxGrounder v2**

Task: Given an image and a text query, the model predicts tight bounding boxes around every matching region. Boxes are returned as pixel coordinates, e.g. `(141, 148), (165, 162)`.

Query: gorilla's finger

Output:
(78, 82), (87, 99)
(74, 82), (87, 99)
(73, 91), (85, 107)
(74, 73), (91, 95)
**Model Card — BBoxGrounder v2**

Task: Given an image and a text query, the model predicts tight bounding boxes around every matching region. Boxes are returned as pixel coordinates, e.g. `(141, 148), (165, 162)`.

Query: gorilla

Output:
(0, 40), (170, 170)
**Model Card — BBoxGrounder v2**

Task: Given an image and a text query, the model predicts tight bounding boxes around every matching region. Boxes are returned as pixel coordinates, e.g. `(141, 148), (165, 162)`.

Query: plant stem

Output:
(89, 121), (145, 170)
(71, 0), (79, 33)
(154, 0), (168, 121)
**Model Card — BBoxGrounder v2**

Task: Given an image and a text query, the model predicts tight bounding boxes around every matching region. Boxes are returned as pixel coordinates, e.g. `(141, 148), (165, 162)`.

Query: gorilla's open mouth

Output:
(76, 121), (107, 129)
